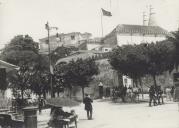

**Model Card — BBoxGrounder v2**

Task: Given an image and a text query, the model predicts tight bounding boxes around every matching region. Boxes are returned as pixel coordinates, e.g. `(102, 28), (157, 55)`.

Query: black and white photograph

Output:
(0, 0), (179, 128)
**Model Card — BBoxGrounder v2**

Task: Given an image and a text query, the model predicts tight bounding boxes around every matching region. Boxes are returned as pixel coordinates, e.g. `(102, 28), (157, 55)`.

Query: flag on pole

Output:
(101, 8), (112, 16)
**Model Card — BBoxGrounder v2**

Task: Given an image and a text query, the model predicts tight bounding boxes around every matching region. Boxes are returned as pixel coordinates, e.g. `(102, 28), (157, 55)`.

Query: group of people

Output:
(112, 86), (141, 102)
(149, 85), (164, 106)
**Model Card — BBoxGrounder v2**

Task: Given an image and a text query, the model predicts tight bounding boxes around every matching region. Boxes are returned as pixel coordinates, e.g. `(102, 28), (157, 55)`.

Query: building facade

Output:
(78, 37), (116, 52)
(103, 24), (169, 46)
(78, 38), (102, 51)
(39, 32), (92, 54)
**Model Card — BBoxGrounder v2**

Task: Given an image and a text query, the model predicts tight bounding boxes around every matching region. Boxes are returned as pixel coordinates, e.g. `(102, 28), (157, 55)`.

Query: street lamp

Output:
(45, 22), (58, 98)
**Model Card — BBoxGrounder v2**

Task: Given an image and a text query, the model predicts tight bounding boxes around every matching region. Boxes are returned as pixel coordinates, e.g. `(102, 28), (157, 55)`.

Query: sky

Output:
(0, 0), (179, 47)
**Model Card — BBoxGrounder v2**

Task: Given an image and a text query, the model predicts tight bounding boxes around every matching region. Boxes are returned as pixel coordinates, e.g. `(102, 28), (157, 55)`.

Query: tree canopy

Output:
(55, 58), (99, 99)
(1, 35), (39, 66)
(50, 46), (78, 65)
(167, 30), (179, 70)
(109, 41), (175, 87)
(1, 35), (50, 100)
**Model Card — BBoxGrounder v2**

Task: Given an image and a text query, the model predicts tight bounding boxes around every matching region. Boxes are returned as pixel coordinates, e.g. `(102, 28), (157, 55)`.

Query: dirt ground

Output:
(38, 98), (179, 128)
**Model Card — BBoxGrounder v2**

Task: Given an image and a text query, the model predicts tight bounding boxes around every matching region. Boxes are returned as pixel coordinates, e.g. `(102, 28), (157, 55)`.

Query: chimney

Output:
(148, 5), (157, 26)
(143, 12), (148, 26)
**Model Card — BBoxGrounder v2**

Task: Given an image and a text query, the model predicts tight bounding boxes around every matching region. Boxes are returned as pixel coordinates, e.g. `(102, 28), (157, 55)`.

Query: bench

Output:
(0, 113), (24, 128)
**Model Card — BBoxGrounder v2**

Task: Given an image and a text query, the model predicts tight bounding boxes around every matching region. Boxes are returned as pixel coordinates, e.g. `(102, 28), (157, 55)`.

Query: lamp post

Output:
(45, 22), (58, 98)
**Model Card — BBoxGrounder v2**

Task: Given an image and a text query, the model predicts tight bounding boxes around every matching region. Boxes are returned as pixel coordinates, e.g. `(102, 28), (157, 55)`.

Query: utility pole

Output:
(45, 22), (58, 98)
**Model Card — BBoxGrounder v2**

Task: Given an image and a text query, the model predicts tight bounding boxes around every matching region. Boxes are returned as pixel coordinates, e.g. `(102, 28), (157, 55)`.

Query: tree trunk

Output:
(133, 78), (138, 87)
(117, 72), (123, 87)
(69, 87), (72, 99)
(57, 91), (60, 97)
(135, 78), (138, 87)
(43, 90), (46, 99)
(82, 87), (85, 101)
(51, 89), (55, 98)
(152, 74), (157, 87)
(21, 89), (24, 100)
(139, 78), (144, 99)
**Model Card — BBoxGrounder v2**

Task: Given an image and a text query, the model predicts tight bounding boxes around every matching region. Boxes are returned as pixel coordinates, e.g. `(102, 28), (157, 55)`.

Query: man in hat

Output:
(83, 94), (93, 120)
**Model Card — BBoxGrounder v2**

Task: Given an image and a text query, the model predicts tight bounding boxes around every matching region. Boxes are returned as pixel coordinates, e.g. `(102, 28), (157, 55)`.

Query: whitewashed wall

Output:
(117, 34), (166, 46)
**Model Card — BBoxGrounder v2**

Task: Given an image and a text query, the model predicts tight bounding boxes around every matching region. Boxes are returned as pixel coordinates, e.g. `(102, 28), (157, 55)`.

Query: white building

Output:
(103, 24), (169, 46)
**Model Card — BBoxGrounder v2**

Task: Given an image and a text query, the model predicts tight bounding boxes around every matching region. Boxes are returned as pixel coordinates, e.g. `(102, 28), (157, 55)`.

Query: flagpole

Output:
(109, 0), (111, 11)
(101, 10), (104, 37)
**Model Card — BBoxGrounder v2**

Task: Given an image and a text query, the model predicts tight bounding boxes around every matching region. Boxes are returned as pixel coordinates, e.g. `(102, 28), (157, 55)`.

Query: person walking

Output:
(83, 94), (93, 120)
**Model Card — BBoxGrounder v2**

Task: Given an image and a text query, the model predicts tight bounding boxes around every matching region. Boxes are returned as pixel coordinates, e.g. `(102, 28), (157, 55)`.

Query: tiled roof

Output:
(115, 24), (169, 35)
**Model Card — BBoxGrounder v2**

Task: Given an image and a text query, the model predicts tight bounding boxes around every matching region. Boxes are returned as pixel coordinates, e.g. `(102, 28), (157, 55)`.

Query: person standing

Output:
(156, 85), (164, 104)
(83, 94), (93, 120)
(38, 98), (44, 114)
(170, 86), (175, 100)
(98, 82), (104, 99)
(149, 85), (157, 106)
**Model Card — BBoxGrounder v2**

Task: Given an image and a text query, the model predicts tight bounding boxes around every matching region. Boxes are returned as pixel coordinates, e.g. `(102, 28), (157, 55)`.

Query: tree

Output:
(28, 54), (50, 99)
(7, 64), (31, 107)
(145, 41), (175, 87)
(109, 45), (148, 87)
(167, 30), (179, 71)
(109, 41), (175, 88)
(1, 35), (39, 66)
(50, 46), (78, 65)
(0, 35), (47, 101)
(55, 58), (99, 99)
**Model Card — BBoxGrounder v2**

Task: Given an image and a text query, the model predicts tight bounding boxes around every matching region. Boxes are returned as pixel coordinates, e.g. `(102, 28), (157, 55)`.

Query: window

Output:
(71, 35), (75, 40)
(104, 48), (109, 52)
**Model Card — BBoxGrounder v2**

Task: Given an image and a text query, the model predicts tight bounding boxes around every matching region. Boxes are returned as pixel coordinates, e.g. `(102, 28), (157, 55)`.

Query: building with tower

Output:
(103, 6), (170, 47)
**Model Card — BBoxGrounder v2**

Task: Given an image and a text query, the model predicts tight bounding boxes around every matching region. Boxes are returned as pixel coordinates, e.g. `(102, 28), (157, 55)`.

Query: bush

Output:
(0, 98), (11, 109)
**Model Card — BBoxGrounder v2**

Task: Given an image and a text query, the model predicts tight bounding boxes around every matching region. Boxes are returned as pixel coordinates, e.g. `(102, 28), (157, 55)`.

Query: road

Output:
(38, 99), (179, 128)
